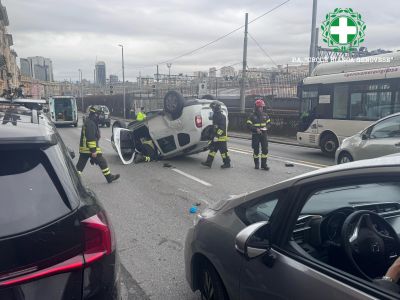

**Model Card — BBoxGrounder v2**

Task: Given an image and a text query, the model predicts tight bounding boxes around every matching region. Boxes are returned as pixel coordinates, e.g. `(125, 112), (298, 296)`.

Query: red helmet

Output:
(255, 99), (265, 108)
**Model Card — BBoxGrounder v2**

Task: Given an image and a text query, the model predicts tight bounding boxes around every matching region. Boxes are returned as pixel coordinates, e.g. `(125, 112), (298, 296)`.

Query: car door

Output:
(238, 178), (399, 300)
(112, 127), (135, 164)
(357, 115), (400, 160)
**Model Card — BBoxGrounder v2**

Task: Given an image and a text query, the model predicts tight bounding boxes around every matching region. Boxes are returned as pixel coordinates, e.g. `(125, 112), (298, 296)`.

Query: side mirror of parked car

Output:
(235, 221), (276, 266)
(361, 133), (369, 140)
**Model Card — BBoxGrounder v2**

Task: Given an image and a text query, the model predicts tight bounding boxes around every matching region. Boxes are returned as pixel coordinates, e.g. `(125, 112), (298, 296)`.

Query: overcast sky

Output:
(2, 0), (400, 81)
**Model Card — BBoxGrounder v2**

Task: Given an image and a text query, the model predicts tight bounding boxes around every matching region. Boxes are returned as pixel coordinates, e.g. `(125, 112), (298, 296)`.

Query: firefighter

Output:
(76, 106), (120, 183)
(136, 107), (147, 121)
(247, 98), (271, 170)
(134, 137), (158, 163)
(201, 101), (231, 169)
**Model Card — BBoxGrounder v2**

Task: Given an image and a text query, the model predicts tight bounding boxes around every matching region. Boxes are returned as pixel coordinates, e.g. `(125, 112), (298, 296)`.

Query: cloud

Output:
(3, 0), (399, 81)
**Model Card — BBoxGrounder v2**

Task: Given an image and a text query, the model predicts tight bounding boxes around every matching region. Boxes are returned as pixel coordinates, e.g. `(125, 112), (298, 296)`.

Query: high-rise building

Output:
(109, 74), (118, 83)
(20, 56), (54, 81)
(220, 66), (236, 78)
(20, 58), (31, 77)
(95, 61), (106, 86)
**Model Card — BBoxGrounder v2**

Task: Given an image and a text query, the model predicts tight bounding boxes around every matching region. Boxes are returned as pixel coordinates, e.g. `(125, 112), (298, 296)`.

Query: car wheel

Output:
(320, 133), (338, 157)
(163, 90), (185, 120)
(200, 262), (228, 300)
(338, 152), (353, 164)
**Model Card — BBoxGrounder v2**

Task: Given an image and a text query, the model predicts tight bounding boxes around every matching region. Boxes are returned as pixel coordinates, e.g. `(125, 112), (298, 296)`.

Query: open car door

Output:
(112, 127), (135, 165)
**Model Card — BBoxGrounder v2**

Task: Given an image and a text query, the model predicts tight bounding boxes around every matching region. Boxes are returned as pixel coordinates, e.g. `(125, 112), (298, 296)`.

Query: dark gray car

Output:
(185, 156), (400, 300)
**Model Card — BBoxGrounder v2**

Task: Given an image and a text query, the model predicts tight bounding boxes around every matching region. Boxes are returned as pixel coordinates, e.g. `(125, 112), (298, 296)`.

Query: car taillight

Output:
(195, 115), (202, 128)
(82, 211), (115, 265)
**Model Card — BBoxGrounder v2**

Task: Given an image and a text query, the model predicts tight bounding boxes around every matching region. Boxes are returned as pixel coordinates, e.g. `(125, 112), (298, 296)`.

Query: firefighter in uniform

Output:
(76, 106), (120, 183)
(136, 107), (147, 121)
(247, 98), (271, 170)
(134, 137), (158, 163)
(201, 101), (231, 169)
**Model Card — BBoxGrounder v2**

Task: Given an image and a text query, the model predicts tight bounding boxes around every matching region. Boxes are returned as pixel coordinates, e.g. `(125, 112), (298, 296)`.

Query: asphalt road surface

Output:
(57, 121), (334, 300)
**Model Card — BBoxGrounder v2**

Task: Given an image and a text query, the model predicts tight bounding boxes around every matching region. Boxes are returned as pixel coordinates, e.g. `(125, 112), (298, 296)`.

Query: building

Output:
(220, 66), (235, 79)
(109, 74), (118, 83)
(20, 56), (54, 81)
(209, 67), (217, 78)
(95, 61), (106, 86)
(194, 71), (208, 79)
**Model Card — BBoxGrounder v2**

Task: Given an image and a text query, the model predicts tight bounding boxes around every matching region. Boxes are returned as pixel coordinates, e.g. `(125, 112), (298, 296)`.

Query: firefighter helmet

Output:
(255, 98), (265, 108)
(89, 105), (100, 114)
(210, 101), (222, 112)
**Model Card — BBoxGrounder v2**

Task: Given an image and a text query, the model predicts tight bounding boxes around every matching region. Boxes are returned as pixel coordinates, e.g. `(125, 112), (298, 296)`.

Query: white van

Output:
(49, 96), (78, 127)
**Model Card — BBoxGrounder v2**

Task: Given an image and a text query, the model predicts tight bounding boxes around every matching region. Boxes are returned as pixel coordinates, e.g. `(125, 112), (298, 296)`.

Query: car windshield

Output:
(302, 182), (400, 215)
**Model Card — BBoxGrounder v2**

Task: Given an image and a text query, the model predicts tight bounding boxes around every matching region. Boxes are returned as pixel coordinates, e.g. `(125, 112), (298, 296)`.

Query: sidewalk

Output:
(229, 131), (299, 146)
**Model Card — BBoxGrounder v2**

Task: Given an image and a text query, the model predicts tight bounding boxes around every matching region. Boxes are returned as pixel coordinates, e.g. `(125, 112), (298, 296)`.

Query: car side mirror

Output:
(361, 133), (368, 140)
(68, 147), (75, 159)
(235, 221), (276, 266)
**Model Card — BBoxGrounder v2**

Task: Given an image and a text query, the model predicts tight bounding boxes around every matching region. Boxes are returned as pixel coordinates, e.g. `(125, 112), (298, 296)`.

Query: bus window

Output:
(350, 93), (364, 120)
(365, 92), (379, 120)
(333, 85), (348, 119)
(379, 91), (392, 118)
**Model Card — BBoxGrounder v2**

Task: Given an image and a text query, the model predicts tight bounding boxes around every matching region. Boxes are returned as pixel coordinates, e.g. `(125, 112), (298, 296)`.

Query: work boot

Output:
(254, 158), (259, 169)
(221, 157), (231, 169)
(201, 156), (214, 168)
(106, 174), (120, 183)
(261, 158), (270, 171)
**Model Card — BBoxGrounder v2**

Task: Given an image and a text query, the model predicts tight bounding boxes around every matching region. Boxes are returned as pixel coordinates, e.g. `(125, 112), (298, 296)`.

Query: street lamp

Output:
(118, 44), (126, 119)
(78, 69), (83, 112)
(166, 63), (172, 87)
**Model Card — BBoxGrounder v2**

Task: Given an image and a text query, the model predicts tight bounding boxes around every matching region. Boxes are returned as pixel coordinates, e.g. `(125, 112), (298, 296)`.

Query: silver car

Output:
(185, 156), (400, 300)
(336, 113), (400, 164)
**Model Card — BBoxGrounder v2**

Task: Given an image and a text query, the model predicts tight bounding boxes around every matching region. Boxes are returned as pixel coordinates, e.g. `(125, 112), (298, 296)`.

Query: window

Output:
(157, 135), (177, 153)
(370, 115), (400, 139)
(333, 85), (348, 119)
(0, 150), (72, 238)
(236, 191), (285, 225)
(350, 93), (363, 119)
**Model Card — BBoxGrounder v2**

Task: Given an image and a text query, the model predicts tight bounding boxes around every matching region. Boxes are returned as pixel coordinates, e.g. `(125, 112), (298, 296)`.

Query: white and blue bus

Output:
(297, 52), (400, 155)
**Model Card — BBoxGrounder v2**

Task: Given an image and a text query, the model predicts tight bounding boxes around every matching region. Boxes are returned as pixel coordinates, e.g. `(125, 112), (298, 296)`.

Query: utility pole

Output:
(309, 0), (318, 75)
(78, 69), (83, 112)
(240, 13), (248, 113)
(118, 44), (126, 119)
(166, 63), (172, 88)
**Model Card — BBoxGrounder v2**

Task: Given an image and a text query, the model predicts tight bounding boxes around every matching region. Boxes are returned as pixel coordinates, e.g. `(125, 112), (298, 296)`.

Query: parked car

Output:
(111, 91), (227, 164)
(336, 112), (400, 164)
(84, 105), (111, 127)
(0, 98), (120, 299)
(49, 96), (78, 127)
(185, 155), (400, 300)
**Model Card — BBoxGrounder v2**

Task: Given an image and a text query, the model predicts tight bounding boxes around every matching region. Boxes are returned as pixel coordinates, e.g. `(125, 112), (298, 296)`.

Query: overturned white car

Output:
(111, 91), (228, 164)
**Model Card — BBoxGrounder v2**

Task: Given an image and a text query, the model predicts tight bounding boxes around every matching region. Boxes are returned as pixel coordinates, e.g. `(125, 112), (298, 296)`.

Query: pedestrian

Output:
(201, 101), (231, 169)
(246, 98), (271, 170)
(136, 107), (147, 121)
(76, 105), (120, 183)
(134, 137), (158, 163)
(130, 107), (136, 120)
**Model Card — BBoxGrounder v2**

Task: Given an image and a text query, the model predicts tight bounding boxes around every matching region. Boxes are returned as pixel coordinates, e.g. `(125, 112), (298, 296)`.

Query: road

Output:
(57, 123), (334, 300)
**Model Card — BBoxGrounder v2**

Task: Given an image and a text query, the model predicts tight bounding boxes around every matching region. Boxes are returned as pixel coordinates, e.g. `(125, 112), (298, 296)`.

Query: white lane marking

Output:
(229, 148), (323, 169)
(172, 168), (212, 187)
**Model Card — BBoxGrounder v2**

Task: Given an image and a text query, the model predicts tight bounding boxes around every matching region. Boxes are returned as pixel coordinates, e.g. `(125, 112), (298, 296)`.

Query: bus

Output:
(297, 52), (400, 155)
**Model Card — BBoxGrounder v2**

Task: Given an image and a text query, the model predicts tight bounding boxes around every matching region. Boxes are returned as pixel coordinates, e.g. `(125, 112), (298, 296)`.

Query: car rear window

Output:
(0, 149), (72, 238)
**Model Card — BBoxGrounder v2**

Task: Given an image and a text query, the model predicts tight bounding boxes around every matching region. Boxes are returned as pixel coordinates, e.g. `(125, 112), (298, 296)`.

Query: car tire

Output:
(200, 262), (229, 300)
(320, 133), (338, 157)
(163, 90), (185, 120)
(338, 152), (353, 164)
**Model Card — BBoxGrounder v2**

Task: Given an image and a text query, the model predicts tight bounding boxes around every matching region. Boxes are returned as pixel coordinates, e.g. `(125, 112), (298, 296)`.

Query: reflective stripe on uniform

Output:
(145, 156), (151, 162)
(209, 151), (216, 157)
(253, 154), (261, 159)
(79, 147), (102, 154)
(217, 136), (228, 142)
(266, 119), (271, 123)
(246, 120), (253, 124)
(102, 168), (111, 176)
(254, 123), (267, 127)
(221, 153), (227, 159)
(217, 129), (223, 135)
(87, 141), (97, 148)
(261, 154), (268, 158)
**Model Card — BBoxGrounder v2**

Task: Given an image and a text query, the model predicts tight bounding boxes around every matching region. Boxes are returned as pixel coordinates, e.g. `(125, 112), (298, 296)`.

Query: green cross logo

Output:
(321, 8), (366, 53)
